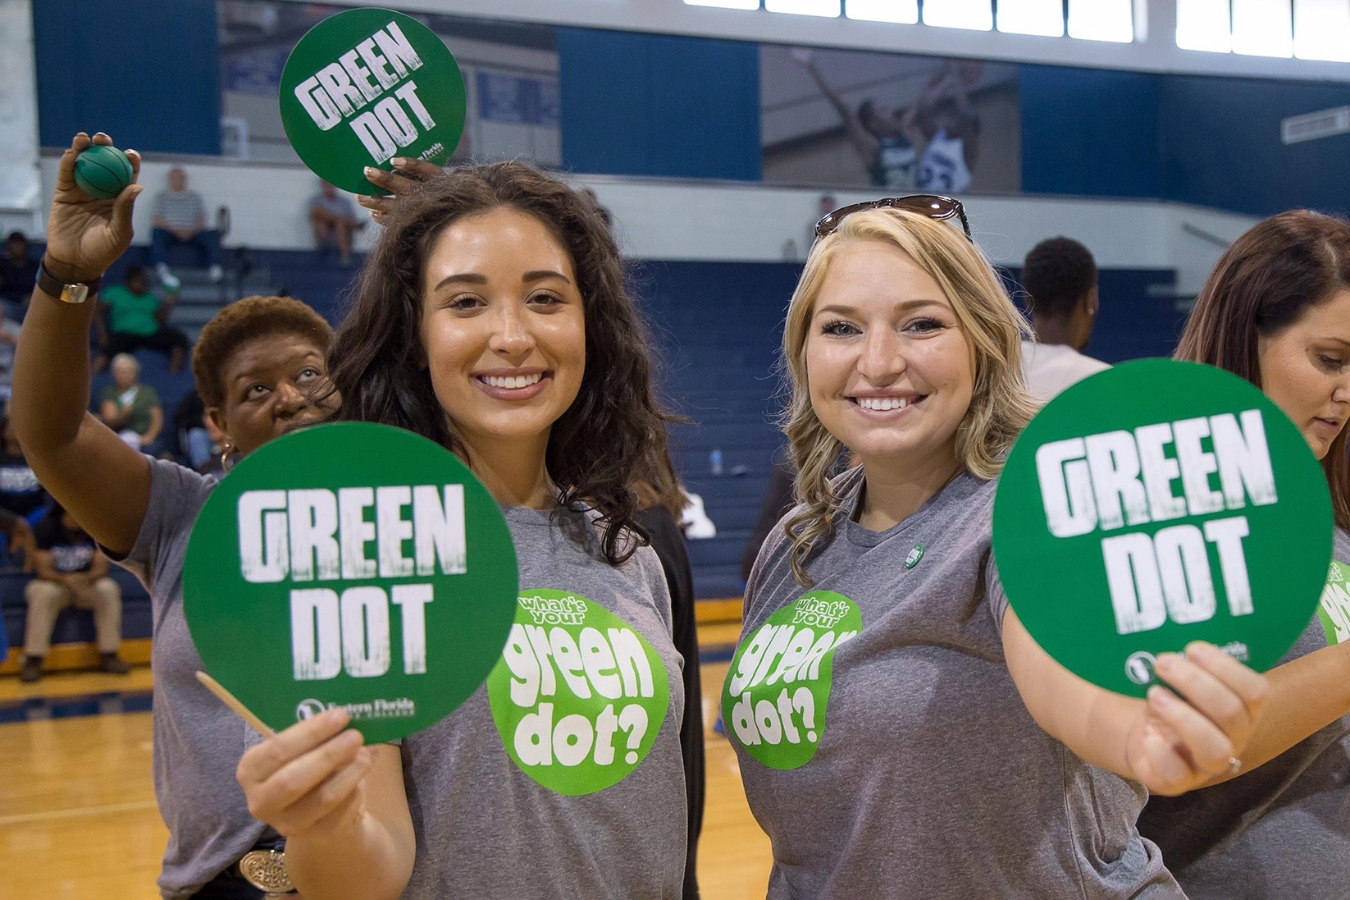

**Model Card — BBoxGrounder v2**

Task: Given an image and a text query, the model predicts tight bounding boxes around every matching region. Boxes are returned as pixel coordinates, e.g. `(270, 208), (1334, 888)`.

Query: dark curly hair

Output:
(192, 295), (334, 407)
(327, 161), (673, 566)
(1021, 236), (1097, 318)
(1177, 209), (1350, 530)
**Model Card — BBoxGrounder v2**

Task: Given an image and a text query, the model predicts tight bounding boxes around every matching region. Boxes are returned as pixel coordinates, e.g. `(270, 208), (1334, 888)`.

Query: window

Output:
(766, 0), (841, 15)
(1176, 0), (1233, 51)
(997, 0), (1065, 36)
(922, 0), (994, 31)
(845, 0), (919, 23)
(1068, 0), (1135, 42)
(683, 0), (762, 9)
(1233, 0), (1294, 56)
(1294, 0), (1350, 60)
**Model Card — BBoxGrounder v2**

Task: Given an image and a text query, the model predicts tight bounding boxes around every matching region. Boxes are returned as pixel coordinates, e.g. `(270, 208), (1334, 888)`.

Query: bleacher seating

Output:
(3, 250), (804, 654)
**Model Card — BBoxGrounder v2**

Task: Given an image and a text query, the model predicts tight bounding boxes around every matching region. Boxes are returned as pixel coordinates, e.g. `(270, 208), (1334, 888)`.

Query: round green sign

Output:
(486, 590), (670, 795)
(184, 422), (518, 742)
(721, 590), (862, 769)
(994, 359), (1332, 698)
(279, 8), (465, 195)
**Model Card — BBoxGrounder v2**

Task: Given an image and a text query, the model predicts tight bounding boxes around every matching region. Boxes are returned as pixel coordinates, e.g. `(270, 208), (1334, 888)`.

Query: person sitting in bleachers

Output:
(98, 354), (163, 453)
(308, 181), (363, 268)
(0, 231), (38, 320)
(20, 502), (128, 682)
(151, 167), (223, 282)
(173, 390), (217, 471)
(0, 506), (36, 572)
(0, 414), (48, 521)
(95, 266), (189, 374)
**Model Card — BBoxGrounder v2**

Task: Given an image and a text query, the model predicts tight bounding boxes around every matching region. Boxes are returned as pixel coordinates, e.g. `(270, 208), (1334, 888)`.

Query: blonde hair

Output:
(780, 208), (1038, 585)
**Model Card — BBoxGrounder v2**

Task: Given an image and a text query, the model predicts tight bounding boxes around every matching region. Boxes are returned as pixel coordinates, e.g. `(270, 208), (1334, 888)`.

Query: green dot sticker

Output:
(994, 359), (1332, 698)
(486, 590), (670, 796)
(721, 591), (861, 769)
(279, 8), (466, 194)
(183, 422), (518, 742)
(1317, 558), (1350, 645)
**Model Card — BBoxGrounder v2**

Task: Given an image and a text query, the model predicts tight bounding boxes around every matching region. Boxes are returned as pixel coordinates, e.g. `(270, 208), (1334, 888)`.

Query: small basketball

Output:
(73, 145), (134, 200)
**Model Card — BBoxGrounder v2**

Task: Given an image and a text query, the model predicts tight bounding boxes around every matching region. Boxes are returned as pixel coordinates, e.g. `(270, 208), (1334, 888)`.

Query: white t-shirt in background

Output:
(1020, 340), (1110, 401)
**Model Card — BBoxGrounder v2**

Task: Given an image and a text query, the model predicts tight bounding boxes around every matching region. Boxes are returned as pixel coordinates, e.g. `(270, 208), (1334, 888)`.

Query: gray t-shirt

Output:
(118, 458), (265, 899)
(400, 505), (687, 899)
(734, 468), (1179, 900)
(1137, 528), (1350, 900)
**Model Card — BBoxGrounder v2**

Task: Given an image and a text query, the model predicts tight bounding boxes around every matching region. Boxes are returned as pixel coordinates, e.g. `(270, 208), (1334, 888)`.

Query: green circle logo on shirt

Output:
(994, 359), (1332, 698)
(722, 591), (862, 770)
(183, 422), (519, 742)
(1317, 557), (1350, 646)
(486, 589), (670, 796)
(279, 8), (465, 194)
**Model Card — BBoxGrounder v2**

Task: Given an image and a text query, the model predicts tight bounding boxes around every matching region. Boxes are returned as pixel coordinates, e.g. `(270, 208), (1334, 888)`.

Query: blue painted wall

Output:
(1159, 75), (1350, 218)
(557, 28), (761, 180)
(32, 0), (222, 155)
(1020, 65), (1162, 198)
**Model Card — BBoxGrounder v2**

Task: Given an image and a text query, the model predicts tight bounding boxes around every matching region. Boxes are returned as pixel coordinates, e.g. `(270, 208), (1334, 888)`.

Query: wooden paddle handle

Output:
(195, 671), (277, 737)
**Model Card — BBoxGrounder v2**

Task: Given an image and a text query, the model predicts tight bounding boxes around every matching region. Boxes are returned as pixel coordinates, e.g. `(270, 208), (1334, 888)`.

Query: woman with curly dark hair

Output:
(235, 162), (688, 900)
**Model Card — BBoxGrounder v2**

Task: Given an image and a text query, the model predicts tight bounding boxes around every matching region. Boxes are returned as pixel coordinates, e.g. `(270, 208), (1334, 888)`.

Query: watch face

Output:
(60, 284), (90, 305)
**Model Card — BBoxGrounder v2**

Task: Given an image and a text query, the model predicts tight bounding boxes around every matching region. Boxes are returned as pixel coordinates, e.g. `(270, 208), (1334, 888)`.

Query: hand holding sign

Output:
(995, 360), (1332, 699)
(235, 705), (376, 839)
(280, 9), (465, 195)
(1125, 642), (1267, 794)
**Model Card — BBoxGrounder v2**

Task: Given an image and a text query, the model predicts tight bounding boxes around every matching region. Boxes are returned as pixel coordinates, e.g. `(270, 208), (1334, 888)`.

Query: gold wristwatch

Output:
(35, 259), (101, 304)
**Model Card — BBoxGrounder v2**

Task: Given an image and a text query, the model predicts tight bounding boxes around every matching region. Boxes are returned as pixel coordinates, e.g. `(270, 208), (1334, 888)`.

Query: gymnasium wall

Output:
(1021, 64), (1350, 218)
(30, 0), (223, 157)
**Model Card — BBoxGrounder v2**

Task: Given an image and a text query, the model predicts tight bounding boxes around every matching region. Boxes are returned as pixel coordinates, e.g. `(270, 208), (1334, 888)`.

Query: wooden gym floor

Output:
(0, 620), (771, 900)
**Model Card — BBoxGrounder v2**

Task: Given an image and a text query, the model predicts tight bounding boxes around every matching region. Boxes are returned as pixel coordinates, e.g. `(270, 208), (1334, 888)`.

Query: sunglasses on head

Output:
(813, 194), (972, 241)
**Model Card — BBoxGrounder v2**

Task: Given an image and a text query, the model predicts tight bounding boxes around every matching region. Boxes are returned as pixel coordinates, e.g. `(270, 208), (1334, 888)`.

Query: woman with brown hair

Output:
(727, 197), (1268, 899)
(12, 132), (339, 899)
(234, 161), (688, 900)
(1139, 210), (1350, 900)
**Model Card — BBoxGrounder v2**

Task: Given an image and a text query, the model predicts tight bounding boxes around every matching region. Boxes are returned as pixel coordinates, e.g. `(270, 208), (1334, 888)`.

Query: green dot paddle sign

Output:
(487, 590), (670, 796)
(721, 591), (862, 770)
(280, 8), (465, 194)
(994, 359), (1332, 698)
(184, 422), (518, 742)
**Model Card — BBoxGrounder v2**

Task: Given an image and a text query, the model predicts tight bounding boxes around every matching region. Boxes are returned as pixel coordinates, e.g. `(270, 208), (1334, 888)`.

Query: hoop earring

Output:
(221, 443), (234, 473)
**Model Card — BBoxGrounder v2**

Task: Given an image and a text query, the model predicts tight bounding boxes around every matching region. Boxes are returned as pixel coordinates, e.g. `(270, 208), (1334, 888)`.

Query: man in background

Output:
(309, 181), (364, 268)
(20, 504), (127, 682)
(1020, 236), (1109, 400)
(151, 167), (223, 282)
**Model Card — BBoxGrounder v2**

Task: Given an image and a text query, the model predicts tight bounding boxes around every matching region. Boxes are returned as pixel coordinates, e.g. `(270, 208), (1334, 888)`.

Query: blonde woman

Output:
(725, 197), (1269, 899)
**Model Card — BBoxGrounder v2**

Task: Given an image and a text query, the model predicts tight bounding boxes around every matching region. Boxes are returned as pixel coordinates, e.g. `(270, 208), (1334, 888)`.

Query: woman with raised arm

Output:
(234, 161), (688, 900)
(13, 132), (339, 899)
(727, 197), (1268, 899)
(1138, 210), (1350, 900)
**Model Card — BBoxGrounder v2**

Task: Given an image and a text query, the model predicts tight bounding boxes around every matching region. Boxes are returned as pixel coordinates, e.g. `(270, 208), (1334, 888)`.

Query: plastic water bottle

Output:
(710, 448), (724, 476)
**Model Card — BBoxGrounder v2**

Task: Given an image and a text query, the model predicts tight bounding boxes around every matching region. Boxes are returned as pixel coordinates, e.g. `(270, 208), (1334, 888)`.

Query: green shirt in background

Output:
(99, 383), (161, 437)
(101, 285), (163, 336)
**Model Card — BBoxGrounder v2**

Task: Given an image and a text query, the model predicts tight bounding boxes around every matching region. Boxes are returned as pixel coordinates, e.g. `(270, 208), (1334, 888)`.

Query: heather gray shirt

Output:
(1138, 528), (1350, 900)
(118, 458), (264, 899)
(400, 505), (687, 899)
(733, 469), (1179, 900)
